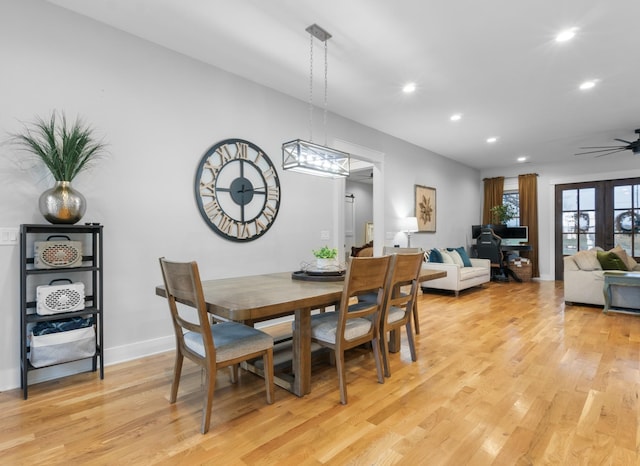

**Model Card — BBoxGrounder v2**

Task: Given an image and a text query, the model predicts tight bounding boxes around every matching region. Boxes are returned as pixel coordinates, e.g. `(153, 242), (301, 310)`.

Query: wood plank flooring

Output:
(1, 280), (639, 465)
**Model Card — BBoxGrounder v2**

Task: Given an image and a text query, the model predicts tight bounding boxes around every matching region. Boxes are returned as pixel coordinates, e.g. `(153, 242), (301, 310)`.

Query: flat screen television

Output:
(472, 224), (528, 245)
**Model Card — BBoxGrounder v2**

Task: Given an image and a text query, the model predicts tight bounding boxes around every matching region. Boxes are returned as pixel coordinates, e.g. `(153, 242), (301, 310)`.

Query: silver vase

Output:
(38, 181), (87, 224)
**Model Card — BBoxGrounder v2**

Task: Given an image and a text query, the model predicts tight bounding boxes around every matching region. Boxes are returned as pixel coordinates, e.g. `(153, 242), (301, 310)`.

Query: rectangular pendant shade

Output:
(282, 139), (350, 178)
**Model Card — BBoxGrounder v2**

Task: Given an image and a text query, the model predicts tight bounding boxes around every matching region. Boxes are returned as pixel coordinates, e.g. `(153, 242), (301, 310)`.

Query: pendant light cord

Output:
(309, 33), (314, 143)
(324, 40), (328, 147)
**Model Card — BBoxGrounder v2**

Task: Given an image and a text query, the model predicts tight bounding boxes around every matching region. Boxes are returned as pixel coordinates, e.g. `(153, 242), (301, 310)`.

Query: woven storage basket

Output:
(509, 261), (532, 282)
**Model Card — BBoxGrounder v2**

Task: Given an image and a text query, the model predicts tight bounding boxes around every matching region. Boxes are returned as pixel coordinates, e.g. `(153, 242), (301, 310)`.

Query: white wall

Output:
(0, 0), (482, 390)
(481, 158), (640, 280)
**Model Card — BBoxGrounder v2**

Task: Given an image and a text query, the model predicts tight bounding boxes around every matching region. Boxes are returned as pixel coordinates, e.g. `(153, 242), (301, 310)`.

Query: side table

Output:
(603, 271), (640, 314)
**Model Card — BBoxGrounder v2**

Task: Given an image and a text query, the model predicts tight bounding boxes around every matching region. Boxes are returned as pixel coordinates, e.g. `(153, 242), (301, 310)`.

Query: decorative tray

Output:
(291, 270), (345, 282)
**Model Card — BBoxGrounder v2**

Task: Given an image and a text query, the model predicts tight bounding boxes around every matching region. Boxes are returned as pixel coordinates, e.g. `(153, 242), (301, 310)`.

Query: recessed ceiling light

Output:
(579, 80), (597, 90)
(556, 28), (578, 42)
(486, 137), (498, 143)
(402, 82), (416, 93)
(517, 156), (528, 163)
(450, 113), (462, 121)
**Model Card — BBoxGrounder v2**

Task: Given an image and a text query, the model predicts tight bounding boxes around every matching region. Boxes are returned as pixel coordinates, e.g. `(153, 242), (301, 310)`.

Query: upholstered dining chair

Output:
(381, 246), (425, 333)
(309, 255), (392, 404)
(158, 257), (274, 434)
(378, 252), (424, 377)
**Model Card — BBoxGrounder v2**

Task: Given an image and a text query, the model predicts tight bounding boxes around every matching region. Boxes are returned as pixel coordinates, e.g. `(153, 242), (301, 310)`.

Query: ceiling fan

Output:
(575, 129), (640, 157)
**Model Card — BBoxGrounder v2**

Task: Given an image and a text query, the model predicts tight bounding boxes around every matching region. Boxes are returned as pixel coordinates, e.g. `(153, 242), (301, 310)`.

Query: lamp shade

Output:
(282, 139), (350, 178)
(405, 216), (419, 232)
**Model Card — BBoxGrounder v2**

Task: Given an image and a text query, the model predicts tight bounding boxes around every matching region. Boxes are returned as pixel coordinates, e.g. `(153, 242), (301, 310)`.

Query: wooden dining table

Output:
(156, 268), (446, 397)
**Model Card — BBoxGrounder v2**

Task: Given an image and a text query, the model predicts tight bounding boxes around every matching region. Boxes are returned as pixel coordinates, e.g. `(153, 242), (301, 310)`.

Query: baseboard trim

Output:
(0, 335), (174, 392)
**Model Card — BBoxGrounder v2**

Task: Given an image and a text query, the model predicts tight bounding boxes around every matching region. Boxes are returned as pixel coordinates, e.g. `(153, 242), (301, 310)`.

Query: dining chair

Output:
(378, 252), (424, 377)
(309, 255), (391, 404)
(381, 246), (425, 334)
(158, 257), (274, 434)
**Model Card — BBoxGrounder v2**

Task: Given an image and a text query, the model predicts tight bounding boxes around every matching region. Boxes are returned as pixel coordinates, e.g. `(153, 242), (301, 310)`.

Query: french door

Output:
(555, 177), (640, 279)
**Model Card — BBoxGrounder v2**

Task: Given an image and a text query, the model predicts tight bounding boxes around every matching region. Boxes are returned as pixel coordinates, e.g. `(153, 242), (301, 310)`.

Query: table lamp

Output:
(404, 216), (419, 247)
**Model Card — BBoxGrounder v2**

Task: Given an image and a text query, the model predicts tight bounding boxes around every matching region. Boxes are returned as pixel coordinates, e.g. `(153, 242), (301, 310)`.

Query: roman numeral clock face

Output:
(195, 139), (281, 241)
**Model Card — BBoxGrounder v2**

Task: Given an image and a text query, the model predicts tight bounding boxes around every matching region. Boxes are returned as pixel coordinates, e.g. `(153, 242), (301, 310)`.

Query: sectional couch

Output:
(564, 246), (640, 308)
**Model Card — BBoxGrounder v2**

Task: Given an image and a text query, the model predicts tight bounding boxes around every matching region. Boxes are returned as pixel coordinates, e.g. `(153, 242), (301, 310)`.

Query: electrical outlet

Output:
(0, 227), (19, 246)
(320, 230), (330, 240)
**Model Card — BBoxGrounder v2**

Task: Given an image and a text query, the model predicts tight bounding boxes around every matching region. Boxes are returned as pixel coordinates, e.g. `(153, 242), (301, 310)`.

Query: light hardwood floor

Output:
(1, 280), (639, 465)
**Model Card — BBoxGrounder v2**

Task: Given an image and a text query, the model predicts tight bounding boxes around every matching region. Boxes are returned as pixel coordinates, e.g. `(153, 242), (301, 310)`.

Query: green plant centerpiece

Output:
(12, 111), (106, 224)
(312, 246), (339, 271)
(490, 204), (517, 224)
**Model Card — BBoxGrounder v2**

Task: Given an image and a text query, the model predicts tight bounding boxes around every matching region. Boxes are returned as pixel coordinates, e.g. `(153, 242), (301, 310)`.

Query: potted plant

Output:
(490, 204), (516, 224)
(11, 111), (107, 224)
(312, 245), (339, 270)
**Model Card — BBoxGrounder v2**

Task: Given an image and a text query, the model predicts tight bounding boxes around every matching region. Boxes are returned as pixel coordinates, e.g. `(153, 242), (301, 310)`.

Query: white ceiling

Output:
(47, 0), (640, 170)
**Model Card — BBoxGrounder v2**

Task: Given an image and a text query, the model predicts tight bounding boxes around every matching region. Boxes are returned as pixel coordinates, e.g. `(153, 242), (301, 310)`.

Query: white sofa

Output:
(420, 258), (491, 297)
(564, 252), (640, 308)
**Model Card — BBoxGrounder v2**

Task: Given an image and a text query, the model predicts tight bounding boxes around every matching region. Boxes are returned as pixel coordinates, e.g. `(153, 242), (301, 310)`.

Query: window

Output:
(502, 191), (520, 227)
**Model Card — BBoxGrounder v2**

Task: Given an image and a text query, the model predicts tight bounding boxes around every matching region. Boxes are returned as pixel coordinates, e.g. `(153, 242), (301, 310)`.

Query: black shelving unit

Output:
(20, 224), (104, 399)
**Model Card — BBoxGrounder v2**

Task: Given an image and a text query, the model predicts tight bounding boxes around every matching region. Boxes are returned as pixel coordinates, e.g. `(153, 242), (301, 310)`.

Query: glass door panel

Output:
(613, 183), (640, 257)
(560, 188), (595, 254)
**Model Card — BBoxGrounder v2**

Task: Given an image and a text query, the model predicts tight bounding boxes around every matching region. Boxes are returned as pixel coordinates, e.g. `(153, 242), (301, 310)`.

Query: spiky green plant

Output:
(12, 111), (106, 181)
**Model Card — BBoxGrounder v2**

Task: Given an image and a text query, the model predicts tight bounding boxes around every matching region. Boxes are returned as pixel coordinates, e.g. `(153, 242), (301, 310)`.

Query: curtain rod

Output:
(482, 173), (539, 181)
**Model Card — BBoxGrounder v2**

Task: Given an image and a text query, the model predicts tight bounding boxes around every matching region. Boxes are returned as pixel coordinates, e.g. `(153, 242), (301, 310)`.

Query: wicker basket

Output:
(509, 261), (532, 282)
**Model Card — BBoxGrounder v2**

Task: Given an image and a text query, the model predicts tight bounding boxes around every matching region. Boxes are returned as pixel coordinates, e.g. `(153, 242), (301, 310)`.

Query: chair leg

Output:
(230, 364), (239, 383)
(413, 303), (420, 335)
(372, 337), (385, 384)
(380, 331), (391, 378)
(405, 321), (417, 362)
(170, 351), (184, 403)
(201, 367), (216, 434)
(336, 350), (348, 405)
(262, 349), (275, 404)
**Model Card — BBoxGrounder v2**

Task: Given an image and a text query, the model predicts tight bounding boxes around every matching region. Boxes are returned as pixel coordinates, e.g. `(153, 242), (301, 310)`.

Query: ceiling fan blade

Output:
(613, 138), (633, 144)
(578, 145), (627, 149)
(575, 148), (626, 155)
(594, 149), (627, 158)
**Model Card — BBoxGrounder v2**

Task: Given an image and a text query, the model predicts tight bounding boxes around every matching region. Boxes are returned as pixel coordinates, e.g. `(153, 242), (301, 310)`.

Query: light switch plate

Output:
(320, 230), (330, 240)
(0, 227), (19, 246)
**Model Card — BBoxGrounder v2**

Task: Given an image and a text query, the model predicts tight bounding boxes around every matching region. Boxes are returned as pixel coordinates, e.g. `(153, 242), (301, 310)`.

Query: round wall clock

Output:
(195, 138), (281, 242)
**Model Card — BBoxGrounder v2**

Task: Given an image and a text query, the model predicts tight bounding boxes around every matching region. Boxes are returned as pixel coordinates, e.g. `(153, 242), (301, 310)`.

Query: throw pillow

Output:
(440, 249), (454, 264)
(446, 249), (465, 267)
(451, 246), (473, 267)
(428, 248), (443, 263)
(572, 250), (601, 271)
(596, 250), (628, 271)
(611, 245), (637, 271)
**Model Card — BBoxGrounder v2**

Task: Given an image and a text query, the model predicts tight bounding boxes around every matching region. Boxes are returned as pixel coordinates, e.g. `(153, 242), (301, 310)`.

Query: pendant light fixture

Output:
(282, 24), (350, 178)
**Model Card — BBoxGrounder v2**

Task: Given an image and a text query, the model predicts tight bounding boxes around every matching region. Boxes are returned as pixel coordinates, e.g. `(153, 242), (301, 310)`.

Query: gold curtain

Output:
(518, 173), (539, 277)
(482, 177), (504, 224)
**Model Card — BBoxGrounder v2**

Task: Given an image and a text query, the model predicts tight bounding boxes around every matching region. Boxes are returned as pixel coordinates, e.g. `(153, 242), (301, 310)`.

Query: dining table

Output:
(156, 268), (446, 397)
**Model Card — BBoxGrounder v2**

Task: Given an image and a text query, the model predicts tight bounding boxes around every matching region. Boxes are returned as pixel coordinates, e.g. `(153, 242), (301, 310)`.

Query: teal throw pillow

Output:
(428, 249), (443, 263)
(596, 250), (628, 271)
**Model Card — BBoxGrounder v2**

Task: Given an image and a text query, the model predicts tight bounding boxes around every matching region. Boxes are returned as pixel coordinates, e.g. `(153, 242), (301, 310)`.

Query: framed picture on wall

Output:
(415, 185), (436, 232)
